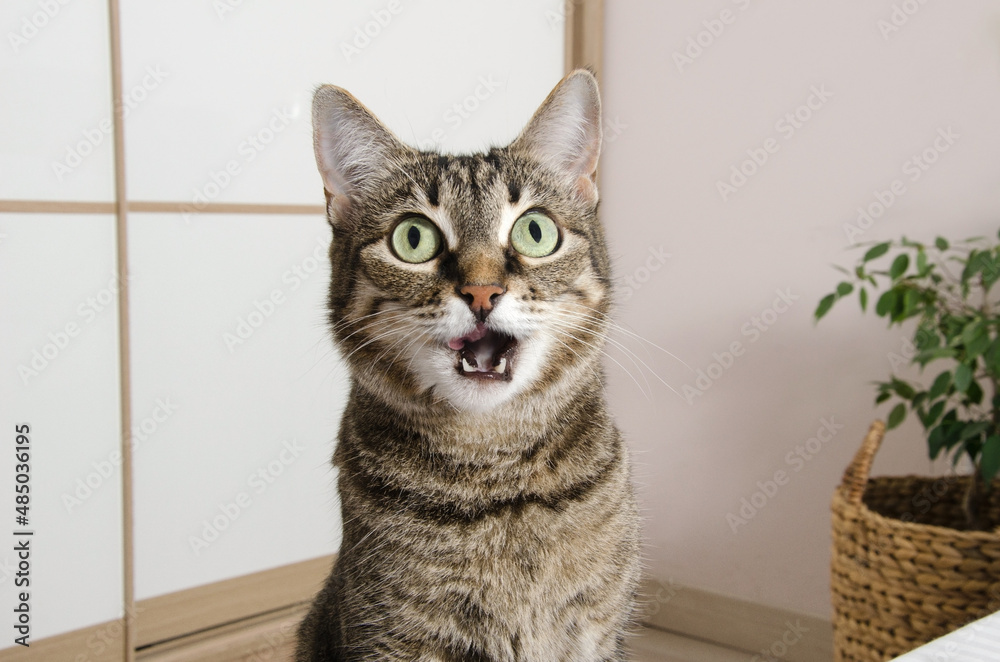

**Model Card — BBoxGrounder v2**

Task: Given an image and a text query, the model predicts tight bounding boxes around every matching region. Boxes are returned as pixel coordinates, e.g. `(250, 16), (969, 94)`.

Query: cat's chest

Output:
(454, 537), (615, 662)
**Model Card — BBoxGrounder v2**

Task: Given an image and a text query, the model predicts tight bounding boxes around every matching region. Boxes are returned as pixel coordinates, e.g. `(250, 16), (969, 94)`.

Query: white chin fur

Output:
(400, 295), (550, 413)
(410, 334), (549, 413)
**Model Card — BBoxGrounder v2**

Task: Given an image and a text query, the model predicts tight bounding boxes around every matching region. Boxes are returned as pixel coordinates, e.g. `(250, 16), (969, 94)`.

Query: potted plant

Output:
(815, 230), (1000, 661)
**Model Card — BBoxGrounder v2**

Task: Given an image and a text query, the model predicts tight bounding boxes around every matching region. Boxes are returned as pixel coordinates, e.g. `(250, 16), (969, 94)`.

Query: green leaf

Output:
(961, 319), (984, 346)
(954, 363), (974, 392)
(982, 436), (1000, 483)
(875, 391), (892, 405)
(836, 282), (853, 297)
(863, 242), (891, 263)
(915, 326), (940, 350)
(914, 347), (957, 366)
(875, 290), (897, 317)
(959, 420), (990, 442)
(887, 403), (906, 430)
(928, 371), (951, 400)
(859, 287), (868, 312)
(983, 257), (1000, 290)
(925, 400), (946, 427)
(815, 294), (836, 321)
(966, 379), (984, 406)
(962, 251), (983, 283)
(967, 333), (991, 361)
(929, 424), (948, 459)
(917, 249), (929, 275)
(990, 338), (1000, 374)
(890, 378), (917, 400)
(935, 236), (950, 251)
(889, 254), (910, 280)
(902, 288), (920, 319)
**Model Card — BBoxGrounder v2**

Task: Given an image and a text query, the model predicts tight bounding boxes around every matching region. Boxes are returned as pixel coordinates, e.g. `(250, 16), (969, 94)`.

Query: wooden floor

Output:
(628, 626), (753, 662)
(140, 626), (763, 662)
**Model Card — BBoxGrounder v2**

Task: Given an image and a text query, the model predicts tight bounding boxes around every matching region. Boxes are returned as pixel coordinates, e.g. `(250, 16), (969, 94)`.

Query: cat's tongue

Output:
(447, 323), (488, 350)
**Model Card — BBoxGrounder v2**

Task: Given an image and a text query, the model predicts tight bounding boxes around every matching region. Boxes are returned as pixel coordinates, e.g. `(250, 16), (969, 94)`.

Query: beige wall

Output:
(600, 1), (1000, 618)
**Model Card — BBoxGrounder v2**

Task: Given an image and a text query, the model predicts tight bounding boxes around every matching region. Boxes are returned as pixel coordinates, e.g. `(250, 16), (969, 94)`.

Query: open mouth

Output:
(447, 323), (518, 381)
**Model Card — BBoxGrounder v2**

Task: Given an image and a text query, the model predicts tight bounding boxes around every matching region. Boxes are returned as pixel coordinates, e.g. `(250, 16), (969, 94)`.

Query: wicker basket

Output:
(831, 420), (1000, 661)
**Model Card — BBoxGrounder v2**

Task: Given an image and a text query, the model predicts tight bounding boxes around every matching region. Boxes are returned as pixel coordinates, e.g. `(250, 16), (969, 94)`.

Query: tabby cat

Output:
(295, 69), (641, 662)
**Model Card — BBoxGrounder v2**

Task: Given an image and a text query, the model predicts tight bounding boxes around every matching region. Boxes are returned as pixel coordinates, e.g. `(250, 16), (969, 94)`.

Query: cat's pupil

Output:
(528, 220), (542, 243)
(408, 225), (421, 249)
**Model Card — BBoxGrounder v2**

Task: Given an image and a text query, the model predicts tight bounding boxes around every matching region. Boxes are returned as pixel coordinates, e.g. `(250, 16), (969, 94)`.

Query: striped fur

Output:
(296, 71), (640, 662)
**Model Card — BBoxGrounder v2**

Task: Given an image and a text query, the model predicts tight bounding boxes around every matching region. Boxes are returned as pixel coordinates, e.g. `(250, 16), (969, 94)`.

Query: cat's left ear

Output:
(313, 85), (407, 220)
(510, 69), (602, 204)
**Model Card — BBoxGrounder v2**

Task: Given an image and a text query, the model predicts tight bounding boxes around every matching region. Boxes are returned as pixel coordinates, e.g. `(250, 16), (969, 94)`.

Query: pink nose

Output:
(459, 284), (505, 317)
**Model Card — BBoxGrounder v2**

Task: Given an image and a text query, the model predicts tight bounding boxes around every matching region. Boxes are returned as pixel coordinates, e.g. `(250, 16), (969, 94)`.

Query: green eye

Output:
(510, 211), (559, 258)
(390, 216), (442, 263)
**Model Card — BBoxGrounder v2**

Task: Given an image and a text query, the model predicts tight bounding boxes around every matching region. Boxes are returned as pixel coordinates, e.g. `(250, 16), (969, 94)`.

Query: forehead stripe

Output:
(425, 179), (439, 207)
(507, 181), (520, 204)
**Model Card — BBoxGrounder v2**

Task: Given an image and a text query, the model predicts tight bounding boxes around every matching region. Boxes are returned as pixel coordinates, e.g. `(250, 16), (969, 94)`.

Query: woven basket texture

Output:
(831, 421), (1000, 661)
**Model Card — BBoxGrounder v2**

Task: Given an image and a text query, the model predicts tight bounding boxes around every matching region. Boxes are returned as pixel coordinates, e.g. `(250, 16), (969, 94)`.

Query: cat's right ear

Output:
(312, 85), (403, 221)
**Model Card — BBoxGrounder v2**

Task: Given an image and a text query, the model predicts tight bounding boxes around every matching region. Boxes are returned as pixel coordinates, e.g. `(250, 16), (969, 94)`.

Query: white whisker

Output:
(549, 310), (684, 396)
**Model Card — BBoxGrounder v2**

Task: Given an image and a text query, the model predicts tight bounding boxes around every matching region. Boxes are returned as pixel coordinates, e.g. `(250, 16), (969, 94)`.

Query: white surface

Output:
(127, 213), (346, 599)
(601, 1), (1000, 618)
(119, 0), (566, 204)
(0, 0), (115, 201)
(892, 611), (1000, 661)
(0, 214), (124, 643)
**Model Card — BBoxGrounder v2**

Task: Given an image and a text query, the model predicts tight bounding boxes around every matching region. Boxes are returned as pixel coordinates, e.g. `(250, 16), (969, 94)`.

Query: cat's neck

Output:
(347, 368), (610, 457)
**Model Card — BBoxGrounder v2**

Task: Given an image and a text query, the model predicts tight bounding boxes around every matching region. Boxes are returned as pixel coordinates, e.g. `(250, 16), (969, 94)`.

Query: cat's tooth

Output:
(462, 357), (475, 372)
(495, 357), (507, 373)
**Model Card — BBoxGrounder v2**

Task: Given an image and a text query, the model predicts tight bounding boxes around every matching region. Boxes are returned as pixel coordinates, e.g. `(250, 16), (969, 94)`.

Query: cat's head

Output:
(313, 70), (611, 414)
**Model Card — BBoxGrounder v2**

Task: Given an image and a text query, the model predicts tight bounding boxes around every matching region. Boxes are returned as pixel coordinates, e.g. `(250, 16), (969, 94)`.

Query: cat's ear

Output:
(312, 85), (406, 219)
(510, 69), (602, 203)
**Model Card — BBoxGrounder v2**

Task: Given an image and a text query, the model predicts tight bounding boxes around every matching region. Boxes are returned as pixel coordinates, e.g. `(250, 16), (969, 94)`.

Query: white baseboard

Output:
(638, 578), (834, 662)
